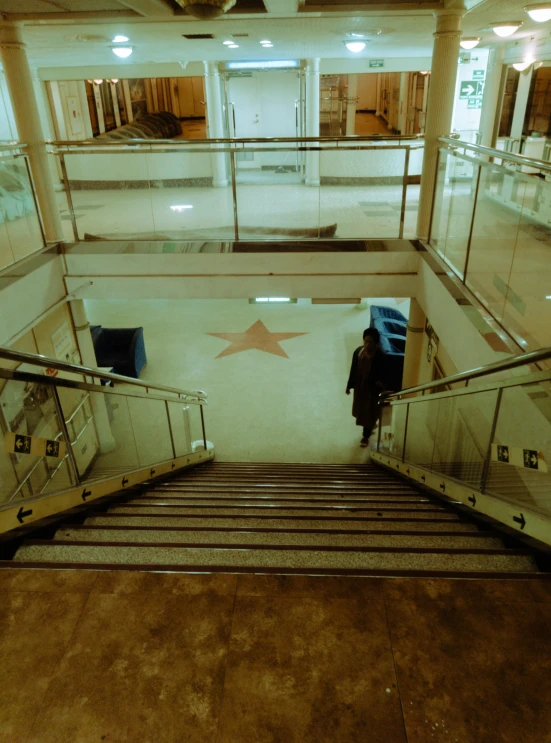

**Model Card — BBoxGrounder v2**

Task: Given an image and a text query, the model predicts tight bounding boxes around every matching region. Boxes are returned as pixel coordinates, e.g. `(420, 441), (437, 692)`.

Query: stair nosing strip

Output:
(60, 525), (493, 536)
(110, 504), (449, 512)
(86, 513), (467, 522)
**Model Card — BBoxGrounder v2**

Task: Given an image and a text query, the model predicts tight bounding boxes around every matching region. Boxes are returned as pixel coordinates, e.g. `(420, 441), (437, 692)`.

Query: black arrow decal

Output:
(81, 488), (92, 501)
(406, 469), (410, 475)
(513, 513), (526, 530)
(172, 462), (176, 470)
(468, 494), (476, 507)
(17, 506), (33, 524)
(122, 477), (129, 487)
(150, 469), (156, 477)
(421, 475), (426, 482)
(388, 460), (391, 465)
(440, 482), (446, 492)
(396, 464), (400, 470)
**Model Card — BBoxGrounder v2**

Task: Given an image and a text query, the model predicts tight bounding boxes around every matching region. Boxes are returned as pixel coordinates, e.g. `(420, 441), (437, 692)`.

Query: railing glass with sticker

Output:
(0, 347), (208, 527)
(376, 346), (551, 545)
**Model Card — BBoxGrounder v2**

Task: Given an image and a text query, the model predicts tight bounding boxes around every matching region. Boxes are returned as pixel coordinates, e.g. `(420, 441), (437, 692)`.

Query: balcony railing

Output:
(49, 135), (424, 247)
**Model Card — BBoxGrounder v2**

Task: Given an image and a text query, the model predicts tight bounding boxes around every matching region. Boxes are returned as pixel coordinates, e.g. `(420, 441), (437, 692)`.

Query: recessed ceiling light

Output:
(260, 39), (271, 43)
(525, 4), (551, 22)
(170, 205), (193, 211)
(226, 60), (300, 69)
(113, 35), (129, 43)
(223, 40), (233, 45)
(228, 44), (239, 48)
(112, 46), (133, 58)
(460, 37), (481, 49)
(345, 41), (366, 52)
(261, 43), (273, 47)
(491, 21), (523, 37)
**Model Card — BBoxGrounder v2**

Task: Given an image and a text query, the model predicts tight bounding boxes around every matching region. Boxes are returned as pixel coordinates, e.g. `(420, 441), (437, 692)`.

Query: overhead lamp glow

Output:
(345, 41), (366, 52)
(460, 37), (481, 49)
(525, 4), (551, 22)
(223, 40), (233, 45)
(112, 35), (129, 42)
(513, 56), (535, 70)
(112, 46), (133, 58)
(491, 21), (523, 37)
(93, 79), (103, 85)
(170, 205), (193, 212)
(260, 39), (271, 43)
(226, 60), (300, 70)
(419, 70), (429, 75)
(255, 297), (291, 302)
(228, 44), (239, 48)
(261, 42), (273, 47)
(111, 78), (119, 84)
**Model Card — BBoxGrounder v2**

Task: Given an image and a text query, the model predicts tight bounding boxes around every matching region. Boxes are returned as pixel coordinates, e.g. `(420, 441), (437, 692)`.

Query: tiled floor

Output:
(1, 569), (550, 743)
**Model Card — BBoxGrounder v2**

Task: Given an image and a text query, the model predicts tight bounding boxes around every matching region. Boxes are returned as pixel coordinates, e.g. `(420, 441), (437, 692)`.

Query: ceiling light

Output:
(513, 56), (535, 70)
(179, 0), (236, 19)
(170, 205), (193, 212)
(112, 46), (133, 58)
(491, 22), (523, 37)
(223, 40), (233, 45)
(93, 79), (103, 85)
(254, 297), (291, 302)
(260, 39), (271, 44)
(113, 35), (129, 42)
(419, 70), (429, 75)
(111, 78), (119, 84)
(228, 44), (239, 48)
(460, 37), (481, 49)
(261, 43), (273, 47)
(226, 60), (300, 70)
(525, 4), (551, 21)
(345, 41), (366, 53)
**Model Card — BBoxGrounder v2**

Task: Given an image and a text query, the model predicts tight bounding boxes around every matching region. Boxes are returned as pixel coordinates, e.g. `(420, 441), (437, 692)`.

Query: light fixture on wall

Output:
(491, 21), (523, 37)
(344, 41), (366, 52)
(460, 37), (481, 49)
(513, 56), (536, 70)
(112, 46), (133, 58)
(525, 4), (551, 22)
(177, 0), (236, 19)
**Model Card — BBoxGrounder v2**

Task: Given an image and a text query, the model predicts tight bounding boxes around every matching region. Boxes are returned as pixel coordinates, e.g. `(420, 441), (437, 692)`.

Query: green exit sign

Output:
(369, 60), (384, 68)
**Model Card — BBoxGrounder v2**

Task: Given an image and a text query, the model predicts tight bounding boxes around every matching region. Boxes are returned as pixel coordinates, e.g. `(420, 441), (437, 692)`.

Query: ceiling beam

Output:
(299, 2), (443, 10)
(263, 0), (300, 14)
(6, 10), (137, 22)
(117, 0), (175, 16)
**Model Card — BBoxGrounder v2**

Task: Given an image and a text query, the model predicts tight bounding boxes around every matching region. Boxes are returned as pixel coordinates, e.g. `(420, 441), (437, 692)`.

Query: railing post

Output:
(58, 153), (79, 242)
(229, 149), (239, 240)
(165, 400), (177, 459)
(402, 402), (410, 462)
(462, 163), (482, 283)
(200, 404), (207, 451)
(399, 146), (411, 239)
(377, 395), (384, 452)
(480, 388), (503, 494)
(427, 147), (441, 246)
(51, 385), (81, 486)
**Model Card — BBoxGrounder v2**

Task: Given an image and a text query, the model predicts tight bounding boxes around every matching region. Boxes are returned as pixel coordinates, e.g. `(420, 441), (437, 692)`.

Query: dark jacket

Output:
(347, 346), (388, 393)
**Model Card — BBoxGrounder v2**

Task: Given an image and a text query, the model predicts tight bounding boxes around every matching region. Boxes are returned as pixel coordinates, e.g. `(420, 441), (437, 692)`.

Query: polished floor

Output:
(1, 568), (550, 743)
(355, 112), (394, 136)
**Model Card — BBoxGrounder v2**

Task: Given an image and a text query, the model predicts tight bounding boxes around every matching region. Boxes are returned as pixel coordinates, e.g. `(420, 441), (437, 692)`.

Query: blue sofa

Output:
(369, 305), (408, 391)
(91, 325), (147, 379)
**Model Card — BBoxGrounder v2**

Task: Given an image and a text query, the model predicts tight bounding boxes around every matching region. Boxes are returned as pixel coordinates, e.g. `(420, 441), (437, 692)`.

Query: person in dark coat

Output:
(346, 327), (388, 447)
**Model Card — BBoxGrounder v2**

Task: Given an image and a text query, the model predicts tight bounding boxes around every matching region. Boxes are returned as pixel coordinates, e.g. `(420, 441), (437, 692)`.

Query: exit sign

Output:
(369, 60), (384, 68)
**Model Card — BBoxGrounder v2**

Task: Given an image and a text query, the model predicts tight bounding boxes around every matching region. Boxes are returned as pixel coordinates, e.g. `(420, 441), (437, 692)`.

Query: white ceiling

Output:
(3, 0), (550, 70)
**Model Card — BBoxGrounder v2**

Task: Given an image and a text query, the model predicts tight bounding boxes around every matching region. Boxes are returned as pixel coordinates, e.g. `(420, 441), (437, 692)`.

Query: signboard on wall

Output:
(66, 96), (83, 136)
(369, 60), (384, 68)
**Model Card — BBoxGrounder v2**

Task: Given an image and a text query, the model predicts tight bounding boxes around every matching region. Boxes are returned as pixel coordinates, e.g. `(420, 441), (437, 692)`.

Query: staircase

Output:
(12, 461), (540, 576)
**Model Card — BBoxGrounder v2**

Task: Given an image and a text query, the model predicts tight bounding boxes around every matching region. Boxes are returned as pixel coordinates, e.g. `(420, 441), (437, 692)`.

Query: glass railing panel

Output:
(189, 404), (207, 452)
(463, 162), (525, 328)
(146, 149), (235, 241)
(485, 382), (551, 517)
(500, 175), (551, 352)
(0, 212), (15, 270)
(235, 146), (320, 240)
(167, 401), (193, 457)
(0, 156), (43, 263)
(0, 377), (75, 504)
(319, 146), (405, 239)
(63, 151), (155, 240)
(430, 149), (454, 255)
(380, 402), (407, 458)
(127, 395), (174, 467)
(430, 389), (498, 489)
(403, 398), (439, 468)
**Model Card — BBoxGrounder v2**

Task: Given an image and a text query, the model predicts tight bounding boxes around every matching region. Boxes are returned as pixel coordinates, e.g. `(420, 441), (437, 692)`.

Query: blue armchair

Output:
(369, 305), (408, 391)
(91, 325), (147, 379)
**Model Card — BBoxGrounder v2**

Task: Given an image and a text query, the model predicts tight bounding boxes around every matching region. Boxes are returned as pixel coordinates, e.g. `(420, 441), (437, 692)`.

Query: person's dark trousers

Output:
(362, 427), (372, 439)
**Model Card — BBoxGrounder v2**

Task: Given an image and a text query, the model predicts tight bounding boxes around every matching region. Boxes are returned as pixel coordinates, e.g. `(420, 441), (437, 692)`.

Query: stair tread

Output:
(105, 505), (454, 518)
(13, 543), (537, 572)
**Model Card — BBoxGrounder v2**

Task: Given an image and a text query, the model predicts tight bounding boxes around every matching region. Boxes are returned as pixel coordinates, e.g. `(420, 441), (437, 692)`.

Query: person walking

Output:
(346, 328), (388, 447)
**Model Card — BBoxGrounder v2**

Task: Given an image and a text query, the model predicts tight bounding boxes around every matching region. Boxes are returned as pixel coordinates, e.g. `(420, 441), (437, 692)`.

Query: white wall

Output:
(320, 144), (423, 178)
(356, 74), (378, 110)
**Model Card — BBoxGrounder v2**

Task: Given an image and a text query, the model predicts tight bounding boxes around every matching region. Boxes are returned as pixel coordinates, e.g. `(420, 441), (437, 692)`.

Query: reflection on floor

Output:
(355, 112), (394, 136)
(175, 118), (207, 139)
(1, 569), (550, 742)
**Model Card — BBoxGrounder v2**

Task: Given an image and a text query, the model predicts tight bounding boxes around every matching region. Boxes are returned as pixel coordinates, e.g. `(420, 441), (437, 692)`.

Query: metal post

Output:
(402, 403), (410, 462)
(399, 146), (411, 239)
(58, 153), (79, 242)
(376, 396), (384, 452)
(199, 403), (207, 451)
(165, 400), (177, 459)
(21, 154), (47, 247)
(462, 163), (482, 284)
(51, 385), (81, 486)
(229, 149), (239, 240)
(427, 147), (441, 246)
(480, 388), (503, 494)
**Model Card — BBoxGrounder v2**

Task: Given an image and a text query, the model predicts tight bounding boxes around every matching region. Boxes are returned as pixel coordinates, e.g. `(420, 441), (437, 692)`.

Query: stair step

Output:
(105, 505), (452, 517)
(13, 542), (537, 573)
(156, 484), (416, 492)
(55, 527), (504, 550)
(136, 496), (432, 505)
(84, 515), (469, 530)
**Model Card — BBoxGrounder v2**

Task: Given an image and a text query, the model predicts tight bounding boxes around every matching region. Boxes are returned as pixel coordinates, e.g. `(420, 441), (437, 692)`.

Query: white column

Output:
(398, 72), (409, 135)
(204, 61), (228, 187)
(510, 66), (533, 146)
(416, 8), (465, 240)
(478, 46), (505, 149)
(402, 299), (426, 389)
(70, 299), (116, 454)
(305, 58), (320, 186)
(0, 23), (64, 243)
(345, 74), (357, 136)
(375, 74), (382, 117)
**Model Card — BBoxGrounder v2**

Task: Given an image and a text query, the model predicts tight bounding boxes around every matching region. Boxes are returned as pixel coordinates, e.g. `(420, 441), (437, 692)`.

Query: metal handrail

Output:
(50, 134), (424, 147)
(439, 136), (551, 175)
(0, 141), (27, 151)
(384, 345), (551, 401)
(0, 346), (207, 401)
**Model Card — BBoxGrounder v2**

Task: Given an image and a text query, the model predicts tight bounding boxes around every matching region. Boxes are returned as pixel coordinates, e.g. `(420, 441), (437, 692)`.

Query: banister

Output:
(49, 134), (425, 147)
(439, 136), (551, 175)
(0, 346), (207, 401)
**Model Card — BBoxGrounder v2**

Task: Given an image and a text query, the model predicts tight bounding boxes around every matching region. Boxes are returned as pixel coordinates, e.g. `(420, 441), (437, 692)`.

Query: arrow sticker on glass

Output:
(491, 444), (547, 473)
(4, 432), (67, 460)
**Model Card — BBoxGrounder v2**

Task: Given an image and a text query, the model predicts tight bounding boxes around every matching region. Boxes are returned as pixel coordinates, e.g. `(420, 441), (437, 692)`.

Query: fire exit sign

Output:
(369, 60), (384, 68)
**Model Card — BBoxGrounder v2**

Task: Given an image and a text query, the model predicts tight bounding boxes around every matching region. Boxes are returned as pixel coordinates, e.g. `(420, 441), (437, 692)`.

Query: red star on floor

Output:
(207, 320), (308, 359)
